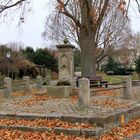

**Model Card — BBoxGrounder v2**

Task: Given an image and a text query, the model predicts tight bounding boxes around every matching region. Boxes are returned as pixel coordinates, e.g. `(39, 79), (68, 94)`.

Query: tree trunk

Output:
(80, 30), (96, 76)
(79, 0), (96, 77)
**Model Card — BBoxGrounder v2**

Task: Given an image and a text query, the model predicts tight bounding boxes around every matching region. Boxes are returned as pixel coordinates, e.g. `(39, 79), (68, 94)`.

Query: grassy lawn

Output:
(102, 76), (122, 83)
(97, 71), (139, 83)
(131, 72), (139, 80)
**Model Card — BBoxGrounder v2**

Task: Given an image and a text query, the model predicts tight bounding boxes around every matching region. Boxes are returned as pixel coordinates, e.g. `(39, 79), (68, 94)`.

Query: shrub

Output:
(135, 56), (140, 79)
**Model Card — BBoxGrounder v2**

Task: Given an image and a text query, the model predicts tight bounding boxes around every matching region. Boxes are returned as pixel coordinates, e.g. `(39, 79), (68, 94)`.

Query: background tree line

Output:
(0, 30), (139, 79)
(0, 43), (58, 79)
(1, 0), (140, 77)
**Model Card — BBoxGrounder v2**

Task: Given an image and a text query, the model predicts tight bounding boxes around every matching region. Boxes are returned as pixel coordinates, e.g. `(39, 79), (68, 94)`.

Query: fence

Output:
(0, 75), (134, 100)
(78, 76), (133, 109)
(0, 75), (51, 97)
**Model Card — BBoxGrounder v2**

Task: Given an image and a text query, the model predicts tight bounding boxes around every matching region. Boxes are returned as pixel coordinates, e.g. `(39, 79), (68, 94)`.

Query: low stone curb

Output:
(0, 125), (52, 132)
(0, 103), (139, 129)
(0, 113), (62, 120)
(54, 127), (103, 137)
(123, 134), (140, 140)
(0, 125), (103, 137)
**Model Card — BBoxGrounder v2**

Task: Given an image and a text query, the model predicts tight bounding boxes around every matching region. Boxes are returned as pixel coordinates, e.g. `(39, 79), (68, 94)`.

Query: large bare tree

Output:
(44, 0), (133, 76)
(0, 0), (140, 76)
(44, 0), (131, 72)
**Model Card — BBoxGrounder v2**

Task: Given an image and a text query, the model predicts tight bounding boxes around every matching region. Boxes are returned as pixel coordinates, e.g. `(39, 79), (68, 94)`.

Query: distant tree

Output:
(135, 56), (140, 79)
(0, 43), (35, 78)
(22, 46), (35, 61)
(104, 56), (122, 74)
(0, 0), (140, 77)
(33, 48), (58, 72)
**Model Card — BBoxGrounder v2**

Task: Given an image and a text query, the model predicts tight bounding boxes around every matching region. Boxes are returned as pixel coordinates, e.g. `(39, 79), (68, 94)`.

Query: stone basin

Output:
(47, 86), (72, 98)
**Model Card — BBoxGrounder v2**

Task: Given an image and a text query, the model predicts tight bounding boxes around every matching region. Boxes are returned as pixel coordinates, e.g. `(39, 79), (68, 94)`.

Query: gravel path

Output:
(0, 86), (139, 117)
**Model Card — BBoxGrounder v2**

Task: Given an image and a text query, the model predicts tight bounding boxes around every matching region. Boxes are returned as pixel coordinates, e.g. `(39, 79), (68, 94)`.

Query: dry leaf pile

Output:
(0, 130), (82, 140)
(0, 118), (94, 129)
(92, 99), (130, 109)
(15, 95), (56, 106)
(93, 89), (122, 97)
(0, 117), (139, 139)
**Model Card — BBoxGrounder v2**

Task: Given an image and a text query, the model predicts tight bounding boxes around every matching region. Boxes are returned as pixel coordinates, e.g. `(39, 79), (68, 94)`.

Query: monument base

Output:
(47, 86), (72, 98)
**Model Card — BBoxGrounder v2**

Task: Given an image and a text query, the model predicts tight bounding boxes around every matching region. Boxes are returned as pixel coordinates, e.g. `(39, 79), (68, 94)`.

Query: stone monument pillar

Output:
(56, 39), (75, 84)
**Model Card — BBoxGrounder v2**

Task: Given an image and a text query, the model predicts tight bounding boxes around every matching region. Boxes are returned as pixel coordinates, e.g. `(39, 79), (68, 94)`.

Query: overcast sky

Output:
(0, 1), (140, 49)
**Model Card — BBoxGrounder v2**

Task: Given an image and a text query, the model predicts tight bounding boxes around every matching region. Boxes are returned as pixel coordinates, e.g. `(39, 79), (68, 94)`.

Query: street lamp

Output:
(6, 51), (11, 77)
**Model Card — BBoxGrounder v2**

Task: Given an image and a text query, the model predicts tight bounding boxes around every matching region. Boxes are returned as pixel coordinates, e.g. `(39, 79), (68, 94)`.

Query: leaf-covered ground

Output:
(0, 118), (94, 129)
(100, 118), (140, 140)
(0, 118), (139, 139)
(0, 130), (83, 140)
(0, 86), (139, 139)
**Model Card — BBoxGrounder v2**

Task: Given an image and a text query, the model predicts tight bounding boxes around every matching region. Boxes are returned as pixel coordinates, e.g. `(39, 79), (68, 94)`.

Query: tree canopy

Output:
(0, 0), (140, 77)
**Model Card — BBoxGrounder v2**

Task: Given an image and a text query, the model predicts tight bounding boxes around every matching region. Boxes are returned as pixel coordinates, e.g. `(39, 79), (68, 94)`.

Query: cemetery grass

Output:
(97, 71), (139, 83)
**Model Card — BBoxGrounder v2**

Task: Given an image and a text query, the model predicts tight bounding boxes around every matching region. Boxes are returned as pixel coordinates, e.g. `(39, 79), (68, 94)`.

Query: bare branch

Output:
(135, 0), (140, 12)
(0, 0), (26, 13)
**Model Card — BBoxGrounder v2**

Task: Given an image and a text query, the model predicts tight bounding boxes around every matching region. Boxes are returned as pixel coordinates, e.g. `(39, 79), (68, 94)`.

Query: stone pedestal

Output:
(47, 86), (72, 98)
(4, 77), (12, 97)
(23, 76), (30, 92)
(122, 76), (133, 99)
(45, 75), (51, 86)
(78, 78), (90, 109)
(37, 75), (43, 90)
(56, 40), (75, 85)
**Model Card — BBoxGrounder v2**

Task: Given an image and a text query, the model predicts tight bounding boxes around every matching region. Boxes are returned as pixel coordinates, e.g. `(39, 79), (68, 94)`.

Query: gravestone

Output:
(56, 39), (75, 85)
(46, 75), (51, 86)
(4, 77), (12, 97)
(78, 78), (90, 109)
(23, 76), (30, 92)
(122, 76), (133, 99)
(37, 75), (43, 90)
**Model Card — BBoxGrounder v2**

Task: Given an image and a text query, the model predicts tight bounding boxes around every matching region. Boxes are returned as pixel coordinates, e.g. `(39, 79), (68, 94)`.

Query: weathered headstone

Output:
(122, 76), (133, 99)
(46, 75), (51, 86)
(37, 75), (43, 90)
(56, 39), (75, 85)
(23, 76), (30, 92)
(78, 78), (90, 109)
(4, 77), (12, 97)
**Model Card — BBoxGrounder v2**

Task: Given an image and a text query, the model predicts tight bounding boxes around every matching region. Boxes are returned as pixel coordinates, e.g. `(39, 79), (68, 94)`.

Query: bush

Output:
(104, 56), (134, 75)
(135, 56), (140, 79)
(104, 56), (122, 75)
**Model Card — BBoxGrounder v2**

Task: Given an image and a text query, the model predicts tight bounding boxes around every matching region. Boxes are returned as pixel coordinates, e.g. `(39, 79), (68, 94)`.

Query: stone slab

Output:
(47, 86), (72, 98)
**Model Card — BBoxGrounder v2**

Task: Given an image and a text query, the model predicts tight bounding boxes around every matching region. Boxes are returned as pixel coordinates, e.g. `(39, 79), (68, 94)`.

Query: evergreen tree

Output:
(135, 56), (140, 79)
(104, 56), (123, 75)
(33, 48), (58, 72)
